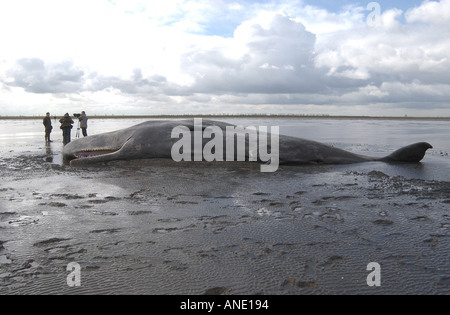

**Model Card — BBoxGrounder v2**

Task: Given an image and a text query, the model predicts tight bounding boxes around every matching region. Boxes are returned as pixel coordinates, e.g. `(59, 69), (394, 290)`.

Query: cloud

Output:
(3, 59), (191, 98)
(405, 0), (450, 25)
(320, 2), (450, 75)
(0, 0), (449, 116)
(5, 58), (85, 94)
(311, 3), (450, 110)
(1, 12), (326, 97)
(180, 12), (325, 94)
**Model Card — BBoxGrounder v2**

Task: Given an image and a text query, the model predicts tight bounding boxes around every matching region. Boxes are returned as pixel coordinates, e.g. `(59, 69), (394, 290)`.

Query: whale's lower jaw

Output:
(73, 148), (120, 159)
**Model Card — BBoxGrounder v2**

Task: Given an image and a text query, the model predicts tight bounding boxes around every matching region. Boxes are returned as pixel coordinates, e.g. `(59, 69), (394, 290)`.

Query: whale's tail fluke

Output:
(380, 142), (433, 163)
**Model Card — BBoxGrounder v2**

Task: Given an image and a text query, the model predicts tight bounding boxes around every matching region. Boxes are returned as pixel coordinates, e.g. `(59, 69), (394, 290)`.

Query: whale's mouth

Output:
(67, 147), (121, 166)
(67, 136), (134, 166)
(73, 148), (120, 160)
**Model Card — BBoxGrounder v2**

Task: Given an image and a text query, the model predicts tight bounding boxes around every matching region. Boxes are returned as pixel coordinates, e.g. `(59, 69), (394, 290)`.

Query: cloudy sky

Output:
(0, 0), (449, 116)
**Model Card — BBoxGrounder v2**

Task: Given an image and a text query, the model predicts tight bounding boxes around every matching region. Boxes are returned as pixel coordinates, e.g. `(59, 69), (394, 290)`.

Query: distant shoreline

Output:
(1, 114), (450, 120)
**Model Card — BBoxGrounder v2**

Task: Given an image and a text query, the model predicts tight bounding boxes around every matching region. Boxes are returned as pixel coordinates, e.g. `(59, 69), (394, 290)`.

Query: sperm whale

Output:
(63, 119), (433, 170)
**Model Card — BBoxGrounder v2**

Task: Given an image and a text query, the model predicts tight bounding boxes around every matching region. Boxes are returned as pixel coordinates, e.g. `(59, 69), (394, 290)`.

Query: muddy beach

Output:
(0, 118), (449, 294)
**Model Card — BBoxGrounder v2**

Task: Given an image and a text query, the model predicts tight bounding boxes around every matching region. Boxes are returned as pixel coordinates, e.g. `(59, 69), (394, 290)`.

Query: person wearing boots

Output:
(43, 112), (53, 143)
(79, 111), (88, 137)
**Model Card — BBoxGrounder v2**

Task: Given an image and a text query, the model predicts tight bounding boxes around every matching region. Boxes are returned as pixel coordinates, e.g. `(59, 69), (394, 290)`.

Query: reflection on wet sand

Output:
(45, 143), (53, 163)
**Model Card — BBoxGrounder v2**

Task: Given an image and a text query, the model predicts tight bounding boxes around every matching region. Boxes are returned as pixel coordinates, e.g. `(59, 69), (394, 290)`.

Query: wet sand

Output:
(1, 150), (449, 294)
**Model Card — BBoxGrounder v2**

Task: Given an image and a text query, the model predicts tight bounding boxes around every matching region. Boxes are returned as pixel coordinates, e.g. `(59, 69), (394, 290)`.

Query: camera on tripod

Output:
(73, 113), (81, 118)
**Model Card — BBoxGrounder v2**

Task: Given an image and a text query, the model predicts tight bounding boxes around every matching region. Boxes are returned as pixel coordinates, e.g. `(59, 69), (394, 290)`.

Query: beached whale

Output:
(63, 119), (432, 171)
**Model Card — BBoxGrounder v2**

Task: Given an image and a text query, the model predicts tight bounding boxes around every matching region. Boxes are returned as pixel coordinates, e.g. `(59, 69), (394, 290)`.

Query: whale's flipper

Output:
(380, 142), (433, 163)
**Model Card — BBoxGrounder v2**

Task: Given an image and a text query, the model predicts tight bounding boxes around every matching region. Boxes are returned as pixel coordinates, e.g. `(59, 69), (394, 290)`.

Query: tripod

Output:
(75, 120), (81, 138)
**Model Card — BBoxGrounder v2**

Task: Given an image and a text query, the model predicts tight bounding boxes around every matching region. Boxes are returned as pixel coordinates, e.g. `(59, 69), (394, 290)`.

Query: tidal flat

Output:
(1, 118), (449, 294)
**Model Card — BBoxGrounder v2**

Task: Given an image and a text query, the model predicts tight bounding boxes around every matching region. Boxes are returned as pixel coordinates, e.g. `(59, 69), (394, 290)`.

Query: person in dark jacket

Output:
(43, 112), (53, 143)
(60, 113), (74, 145)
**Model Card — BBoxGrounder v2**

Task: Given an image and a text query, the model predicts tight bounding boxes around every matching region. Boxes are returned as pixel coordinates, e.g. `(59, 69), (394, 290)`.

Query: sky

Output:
(0, 0), (449, 117)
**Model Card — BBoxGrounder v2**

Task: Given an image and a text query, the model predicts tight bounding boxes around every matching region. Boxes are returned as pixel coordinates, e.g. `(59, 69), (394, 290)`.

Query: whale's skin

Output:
(63, 119), (433, 166)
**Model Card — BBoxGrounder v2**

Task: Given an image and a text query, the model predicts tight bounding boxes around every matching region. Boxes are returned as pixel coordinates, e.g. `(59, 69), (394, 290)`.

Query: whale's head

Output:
(62, 120), (186, 166)
(63, 128), (137, 166)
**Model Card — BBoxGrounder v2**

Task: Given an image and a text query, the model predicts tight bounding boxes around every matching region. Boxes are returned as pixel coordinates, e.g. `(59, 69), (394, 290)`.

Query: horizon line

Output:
(1, 114), (450, 120)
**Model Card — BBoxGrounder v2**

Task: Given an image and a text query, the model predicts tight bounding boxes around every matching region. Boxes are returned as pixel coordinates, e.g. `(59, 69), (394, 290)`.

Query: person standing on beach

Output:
(79, 111), (88, 137)
(60, 113), (74, 145)
(43, 112), (53, 143)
